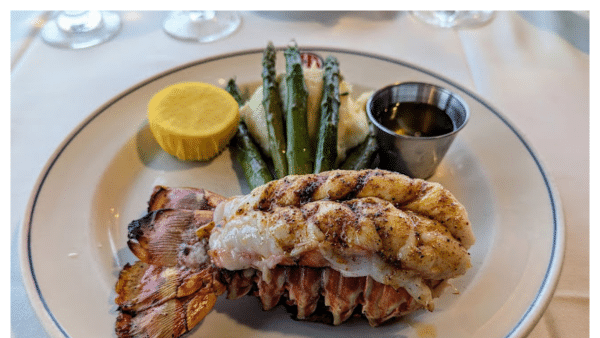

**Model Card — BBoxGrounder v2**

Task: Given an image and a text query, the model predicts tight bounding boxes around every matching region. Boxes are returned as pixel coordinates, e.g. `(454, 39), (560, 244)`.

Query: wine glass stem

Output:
(56, 11), (103, 33)
(189, 10), (216, 22)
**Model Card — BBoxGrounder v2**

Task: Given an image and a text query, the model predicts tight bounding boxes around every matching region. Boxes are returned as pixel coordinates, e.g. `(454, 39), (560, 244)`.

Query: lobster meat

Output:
(115, 169), (474, 337)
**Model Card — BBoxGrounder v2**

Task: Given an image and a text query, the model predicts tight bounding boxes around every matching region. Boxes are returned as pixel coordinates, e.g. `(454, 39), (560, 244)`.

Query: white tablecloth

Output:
(10, 10), (589, 337)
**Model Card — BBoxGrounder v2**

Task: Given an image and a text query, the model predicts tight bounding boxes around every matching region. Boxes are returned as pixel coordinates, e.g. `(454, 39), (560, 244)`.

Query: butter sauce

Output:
(380, 102), (454, 137)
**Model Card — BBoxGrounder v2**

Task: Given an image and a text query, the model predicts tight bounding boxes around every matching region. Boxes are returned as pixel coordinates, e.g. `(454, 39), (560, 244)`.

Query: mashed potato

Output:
(239, 64), (370, 163)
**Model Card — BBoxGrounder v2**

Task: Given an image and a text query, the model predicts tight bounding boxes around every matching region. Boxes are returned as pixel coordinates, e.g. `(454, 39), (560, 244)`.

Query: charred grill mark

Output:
(257, 180), (278, 211)
(396, 179), (415, 205)
(314, 171), (357, 201)
(389, 180), (420, 208)
(342, 170), (372, 200)
(297, 175), (326, 204)
(260, 176), (295, 210)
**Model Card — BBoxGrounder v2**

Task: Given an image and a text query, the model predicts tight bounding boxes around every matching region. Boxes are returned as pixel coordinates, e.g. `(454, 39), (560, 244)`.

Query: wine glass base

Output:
(163, 11), (241, 43)
(41, 11), (121, 49)
(411, 11), (494, 28)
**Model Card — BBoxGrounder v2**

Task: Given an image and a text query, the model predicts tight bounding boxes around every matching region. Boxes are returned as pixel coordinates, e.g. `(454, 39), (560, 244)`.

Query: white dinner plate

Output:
(20, 48), (565, 338)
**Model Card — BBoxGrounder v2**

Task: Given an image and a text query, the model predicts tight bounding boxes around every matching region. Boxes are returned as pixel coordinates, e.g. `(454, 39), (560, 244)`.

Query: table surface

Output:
(10, 10), (589, 338)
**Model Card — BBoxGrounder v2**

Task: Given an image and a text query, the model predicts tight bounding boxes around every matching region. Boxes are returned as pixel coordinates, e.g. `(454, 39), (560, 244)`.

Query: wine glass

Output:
(163, 11), (241, 43)
(41, 11), (121, 49)
(411, 11), (494, 28)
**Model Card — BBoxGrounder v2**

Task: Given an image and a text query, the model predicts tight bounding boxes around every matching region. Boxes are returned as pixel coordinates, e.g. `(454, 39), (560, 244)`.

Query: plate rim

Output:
(19, 46), (566, 338)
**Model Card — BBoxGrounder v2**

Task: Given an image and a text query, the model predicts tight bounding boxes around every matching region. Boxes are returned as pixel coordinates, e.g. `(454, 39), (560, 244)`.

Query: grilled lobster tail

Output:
(115, 170), (474, 337)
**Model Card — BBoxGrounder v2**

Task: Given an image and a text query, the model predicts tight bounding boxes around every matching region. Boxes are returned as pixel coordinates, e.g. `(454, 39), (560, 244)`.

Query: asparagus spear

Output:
(232, 122), (274, 189)
(226, 79), (274, 189)
(283, 44), (313, 175)
(340, 121), (379, 170)
(313, 55), (341, 173)
(225, 78), (245, 106)
(262, 42), (288, 178)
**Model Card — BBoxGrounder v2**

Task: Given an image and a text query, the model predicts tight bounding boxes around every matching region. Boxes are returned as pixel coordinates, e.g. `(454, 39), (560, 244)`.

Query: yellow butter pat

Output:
(147, 82), (239, 161)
